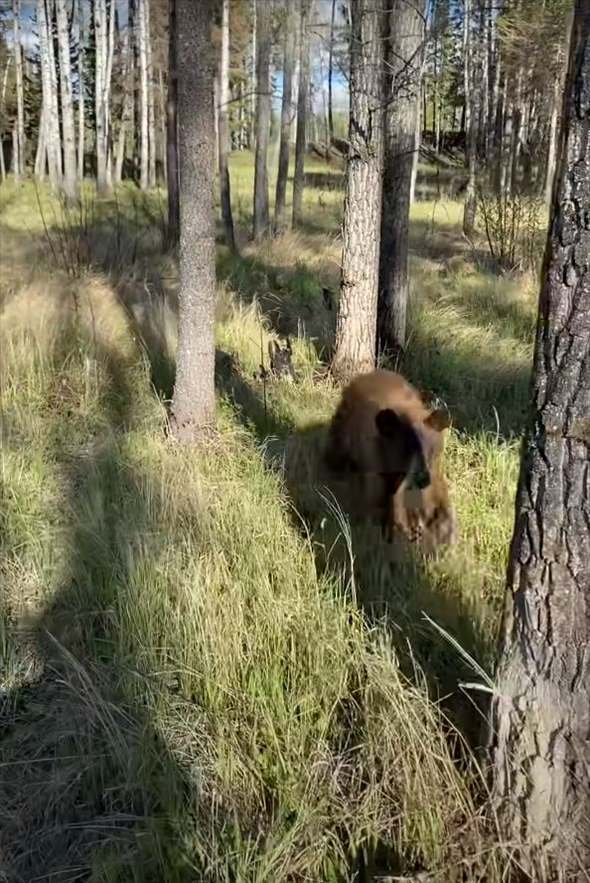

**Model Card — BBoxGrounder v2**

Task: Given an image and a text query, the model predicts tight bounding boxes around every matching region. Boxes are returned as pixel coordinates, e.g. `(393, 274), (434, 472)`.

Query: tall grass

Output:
(0, 159), (533, 880)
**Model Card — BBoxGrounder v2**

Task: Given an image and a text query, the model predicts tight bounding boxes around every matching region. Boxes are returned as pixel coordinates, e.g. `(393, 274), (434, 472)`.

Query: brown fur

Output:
(324, 369), (457, 552)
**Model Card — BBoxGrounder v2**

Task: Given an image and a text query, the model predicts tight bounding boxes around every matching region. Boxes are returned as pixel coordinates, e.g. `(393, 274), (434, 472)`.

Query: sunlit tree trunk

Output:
(55, 0), (78, 200)
(138, 0), (150, 190)
(332, 0), (384, 382)
(12, 0), (25, 180)
(490, 7), (590, 880)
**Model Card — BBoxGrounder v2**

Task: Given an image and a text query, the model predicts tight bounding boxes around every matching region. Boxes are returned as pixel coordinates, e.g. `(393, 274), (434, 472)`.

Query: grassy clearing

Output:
(0, 152), (536, 880)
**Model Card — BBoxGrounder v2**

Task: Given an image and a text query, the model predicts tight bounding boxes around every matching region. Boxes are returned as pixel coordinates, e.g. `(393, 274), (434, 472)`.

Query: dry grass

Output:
(0, 153), (536, 880)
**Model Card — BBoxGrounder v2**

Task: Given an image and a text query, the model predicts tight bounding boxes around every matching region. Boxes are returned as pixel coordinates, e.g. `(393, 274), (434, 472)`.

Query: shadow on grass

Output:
(0, 334), (195, 881)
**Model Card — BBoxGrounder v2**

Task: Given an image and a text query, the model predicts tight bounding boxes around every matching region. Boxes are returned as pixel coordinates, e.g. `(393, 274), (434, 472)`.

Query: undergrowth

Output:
(0, 156), (534, 881)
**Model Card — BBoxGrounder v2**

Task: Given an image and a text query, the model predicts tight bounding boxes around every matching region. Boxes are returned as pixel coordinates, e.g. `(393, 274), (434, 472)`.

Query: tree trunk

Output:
(12, 0), (25, 180)
(114, 25), (132, 185)
(292, 0), (311, 228)
(158, 67), (167, 183)
(36, 0), (61, 187)
(170, 0), (217, 441)
(94, 0), (114, 194)
(332, 0), (384, 382)
(218, 0), (237, 252)
(252, 0), (272, 240)
(146, 0), (156, 188)
(138, 0), (150, 190)
(249, 0), (257, 150)
(463, 1), (477, 237)
(77, 2), (85, 182)
(378, 0), (426, 356)
(55, 0), (78, 200)
(274, 0), (296, 233)
(489, 7), (590, 880)
(166, 0), (179, 249)
(327, 0), (336, 144)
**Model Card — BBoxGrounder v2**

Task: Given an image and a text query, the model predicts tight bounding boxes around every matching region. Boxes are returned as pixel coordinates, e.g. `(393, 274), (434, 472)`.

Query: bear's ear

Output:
(424, 409), (451, 432)
(375, 408), (404, 438)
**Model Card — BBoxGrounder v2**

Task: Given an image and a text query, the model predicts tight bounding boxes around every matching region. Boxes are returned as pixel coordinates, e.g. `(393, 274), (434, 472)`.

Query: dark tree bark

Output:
(252, 0), (272, 240)
(166, 0), (180, 248)
(332, 0), (384, 382)
(170, 0), (217, 440)
(218, 0), (237, 252)
(489, 6), (590, 879)
(378, 0), (426, 356)
(274, 0), (297, 233)
(292, 0), (311, 228)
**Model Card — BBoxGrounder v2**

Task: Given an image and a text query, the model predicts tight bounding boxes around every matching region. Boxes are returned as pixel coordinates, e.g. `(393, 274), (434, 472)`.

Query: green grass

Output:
(0, 153), (536, 880)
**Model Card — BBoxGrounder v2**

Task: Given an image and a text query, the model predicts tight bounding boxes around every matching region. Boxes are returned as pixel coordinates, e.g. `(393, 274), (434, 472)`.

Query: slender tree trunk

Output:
(158, 68), (167, 183)
(114, 26), (132, 185)
(274, 0), (296, 233)
(378, 0), (426, 355)
(218, 0), (237, 252)
(138, 0), (150, 190)
(146, 0), (156, 188)
(77, 3), (85, 181)
(170, 0), (217, 441)
(36, 0), (60, 187)
(463, 1), (477, 236)
(55, 0), (78, 200)
(12, 0), (25, 180)
(94, 0), (114, 194)
(0, 140), (5, 180)
(490, 7), (590, 879)
(166, 0), (179, 248)
(332, 0), (384, 382)
(327, 0), (336, 145)
(249, 0), (257, 150)
(409, 90), (421, 206)
(544, 76), (560, 207)
(252, 0), (272, 240)
(292, 0), (311, 228)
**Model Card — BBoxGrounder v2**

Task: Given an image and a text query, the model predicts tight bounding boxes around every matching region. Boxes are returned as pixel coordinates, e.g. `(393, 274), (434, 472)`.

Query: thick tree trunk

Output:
(166, 0), (180, 248)
(292, 0), (311, 228)
(489, 7), (590, 880)
(274, 0), (296, 233)
(12, 0), (25, 180)
(55, 0), (78, 200)
(138, 0), (150, 190)
(332, 0), (384, 382)
(170, 0), (217, 441)
(327, 0), (336, 144)
(252, 0), (272, 240)
(378, 0), (426, 356)
(218, 0), (237, 252)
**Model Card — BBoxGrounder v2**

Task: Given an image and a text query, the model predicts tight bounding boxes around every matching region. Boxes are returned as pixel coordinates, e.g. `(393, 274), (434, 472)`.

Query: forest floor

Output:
(0, 152), (539, 881)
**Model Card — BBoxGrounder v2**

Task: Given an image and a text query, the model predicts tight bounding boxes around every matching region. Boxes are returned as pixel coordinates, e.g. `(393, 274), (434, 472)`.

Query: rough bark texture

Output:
(13, 0), (25, 180)
(327, 0), (336, 145)
(114, 26), (132, 186)
(378, 0), (426, 355)
(218, 0), (237, 252)
(170, 0), (217, 441)
(274, 0), (296, 233)
(77, 2), (85, 182)
(146, 0), (156, 188)
(252, 0), (272, 240)
(166, 0), (180, 248)
(55, 0), (78, 200)
(490, 7), (590, 879)
(292, 0), (311, 228)
(332, 0), (384, 382)
(36, 0), (61, 187)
